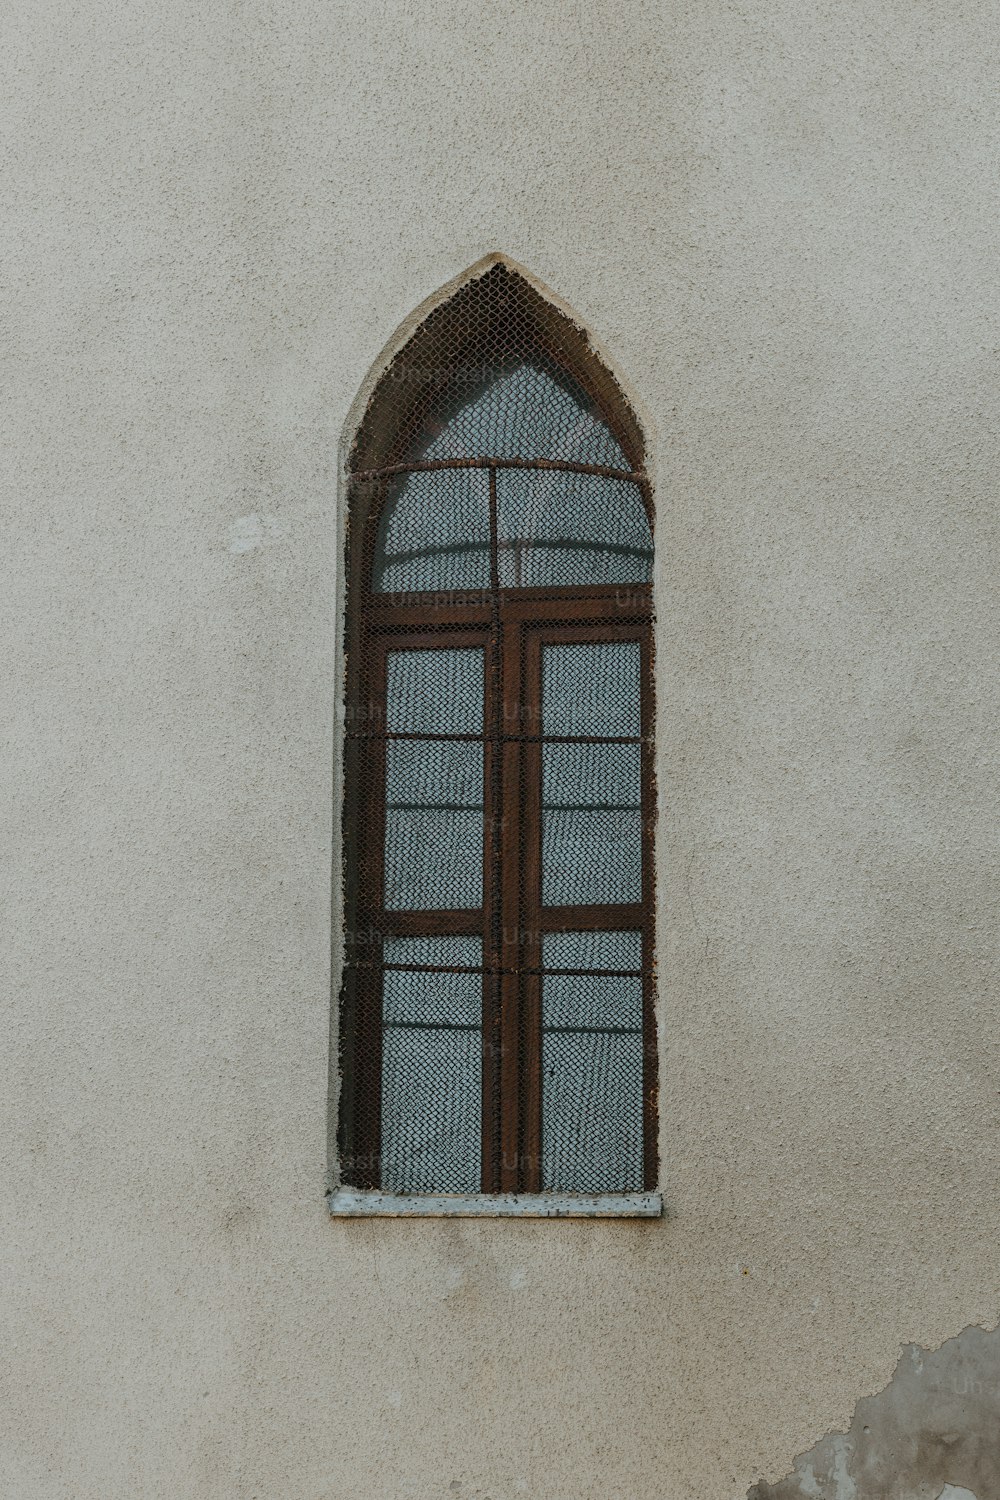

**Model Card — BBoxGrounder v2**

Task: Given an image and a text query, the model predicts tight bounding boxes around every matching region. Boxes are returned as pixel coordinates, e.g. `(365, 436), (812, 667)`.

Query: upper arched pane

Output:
(416, 360), (629, 468)
(357, 262), (652, 594)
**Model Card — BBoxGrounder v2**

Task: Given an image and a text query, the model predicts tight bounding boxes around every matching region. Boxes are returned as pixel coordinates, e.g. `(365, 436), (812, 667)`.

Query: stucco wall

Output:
(3, 2), (999, 1496)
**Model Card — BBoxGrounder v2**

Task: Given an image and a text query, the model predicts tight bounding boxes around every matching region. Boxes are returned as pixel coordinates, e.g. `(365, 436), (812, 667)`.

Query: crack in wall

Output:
(747, 1322), (1000, 1500)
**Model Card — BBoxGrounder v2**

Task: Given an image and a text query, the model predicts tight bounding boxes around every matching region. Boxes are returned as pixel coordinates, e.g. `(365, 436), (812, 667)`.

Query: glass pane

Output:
(541, 1028), (644, 1193)
(543, 930), (643, 970)
(496, 471), (651, 588)
(386, 648), (483, 736)
(541, 742), (642, 906)
(381, 939), (482, 1194)
(385, 741), (483, 908)
(373, 470), (490, 594)
(418, 361), (629, 468)
(542, 642), (641, 738)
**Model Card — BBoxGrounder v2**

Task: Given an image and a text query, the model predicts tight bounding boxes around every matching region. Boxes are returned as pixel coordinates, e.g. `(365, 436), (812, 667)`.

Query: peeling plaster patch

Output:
(509, 1266), (529, 1290)
(748, 1323), (1000, 1500)
(828, 1437), (856, 1500)
(796, 1464), (822, 1497)
(228, 513), (287, 553)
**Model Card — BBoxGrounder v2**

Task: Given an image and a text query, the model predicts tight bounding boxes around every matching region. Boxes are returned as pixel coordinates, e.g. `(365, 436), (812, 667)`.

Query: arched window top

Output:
(349, 262), (652, 598)
(350, 260), (646, 476)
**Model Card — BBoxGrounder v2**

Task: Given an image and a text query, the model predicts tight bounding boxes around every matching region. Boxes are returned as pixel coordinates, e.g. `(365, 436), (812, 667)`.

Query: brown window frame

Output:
(338, 281), (656, 1199)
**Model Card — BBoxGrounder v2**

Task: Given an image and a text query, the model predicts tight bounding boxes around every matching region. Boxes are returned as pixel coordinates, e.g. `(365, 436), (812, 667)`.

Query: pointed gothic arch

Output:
(337, 261), (656, 1207)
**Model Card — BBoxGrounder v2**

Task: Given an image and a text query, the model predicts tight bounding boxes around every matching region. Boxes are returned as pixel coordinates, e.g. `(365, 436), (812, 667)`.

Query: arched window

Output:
(336, 262), (656, 1211)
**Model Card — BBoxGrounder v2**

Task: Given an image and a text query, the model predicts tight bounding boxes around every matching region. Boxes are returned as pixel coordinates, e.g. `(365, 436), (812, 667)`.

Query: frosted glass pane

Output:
(374, 470), (490, 594)
(386, 648), (483, 735)
(382, 1027), (481, 1193)
(385, 741), (482, 908)
(541, 743), (642, 906)
(419, 361), (629, 468)
(496, 471), (651, 588)
(541, 1029), (643, 1193)
(384, 934), (481, 974)
(542, 930), (643, 972)
(542, 642), (641, 738)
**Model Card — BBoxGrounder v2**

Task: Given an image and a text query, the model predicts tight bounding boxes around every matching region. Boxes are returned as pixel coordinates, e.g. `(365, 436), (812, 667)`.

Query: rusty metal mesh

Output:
(340, 263), (655, 1197)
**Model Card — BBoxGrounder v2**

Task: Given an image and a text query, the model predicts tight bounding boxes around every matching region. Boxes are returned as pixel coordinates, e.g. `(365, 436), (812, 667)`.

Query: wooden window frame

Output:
(339, 449), (656, 1200)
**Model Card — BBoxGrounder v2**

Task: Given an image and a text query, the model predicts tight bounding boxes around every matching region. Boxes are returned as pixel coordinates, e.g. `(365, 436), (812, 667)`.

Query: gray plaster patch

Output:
(748, 1324), (999, 1500)
(228, 513), (287, 553)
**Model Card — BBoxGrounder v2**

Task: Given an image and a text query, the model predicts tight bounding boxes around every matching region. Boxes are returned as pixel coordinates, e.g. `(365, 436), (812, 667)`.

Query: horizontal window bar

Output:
(350, 455), (645, 484)
(386, 802), (485, 813)
(356, 909), (484, 936)
(348, 907), (647, 937)
(539, 904), (646, 930)
(540, 801), (641, 812)
(381, 538), (651, 569)
(388, 800), (640, 812)
(382, 963), (484, 974)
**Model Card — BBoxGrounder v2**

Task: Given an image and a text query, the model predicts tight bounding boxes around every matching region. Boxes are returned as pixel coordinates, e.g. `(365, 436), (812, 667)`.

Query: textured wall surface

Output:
(3, 2), (999, 1497)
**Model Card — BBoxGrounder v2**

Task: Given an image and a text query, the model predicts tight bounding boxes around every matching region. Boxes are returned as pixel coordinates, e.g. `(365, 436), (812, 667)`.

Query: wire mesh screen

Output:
(341, 262), (655, 1198)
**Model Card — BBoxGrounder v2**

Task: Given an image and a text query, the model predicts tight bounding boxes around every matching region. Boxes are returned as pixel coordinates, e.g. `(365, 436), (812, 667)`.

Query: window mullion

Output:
(519, 630), (543, 1192)
(497, 605), (523, 1192)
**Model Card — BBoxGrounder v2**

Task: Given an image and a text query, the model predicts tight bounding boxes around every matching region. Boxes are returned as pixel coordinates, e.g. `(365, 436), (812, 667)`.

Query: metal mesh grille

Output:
(341, 263), (655, 1198)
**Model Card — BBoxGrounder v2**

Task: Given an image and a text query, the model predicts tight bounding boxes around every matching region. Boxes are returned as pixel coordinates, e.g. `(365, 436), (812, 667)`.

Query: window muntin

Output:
(340, 264), (655, 1200)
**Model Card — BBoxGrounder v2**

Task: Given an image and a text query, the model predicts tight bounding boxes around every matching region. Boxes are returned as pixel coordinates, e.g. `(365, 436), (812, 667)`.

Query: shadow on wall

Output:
(747, 1323), (1000, 1500)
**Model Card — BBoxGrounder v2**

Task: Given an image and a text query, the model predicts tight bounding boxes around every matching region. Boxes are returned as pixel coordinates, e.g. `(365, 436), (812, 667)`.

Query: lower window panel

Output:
(368, 931), (647, 1195)
(541, 1028), (644, 1193)
(380, 938), (482, 1194)
(541, 933), (644, 1193)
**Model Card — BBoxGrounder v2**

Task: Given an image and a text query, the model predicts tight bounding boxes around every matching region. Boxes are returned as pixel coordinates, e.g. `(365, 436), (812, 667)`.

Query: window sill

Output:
(327, 1189), (662, 1219)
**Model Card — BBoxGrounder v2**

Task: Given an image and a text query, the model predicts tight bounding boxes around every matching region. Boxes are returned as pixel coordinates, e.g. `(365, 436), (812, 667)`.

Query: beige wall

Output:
(3, 2), (999, 1496)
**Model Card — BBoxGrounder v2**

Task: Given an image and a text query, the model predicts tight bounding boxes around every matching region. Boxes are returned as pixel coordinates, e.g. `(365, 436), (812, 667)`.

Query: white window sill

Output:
(327, 1189), (662, 1219)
